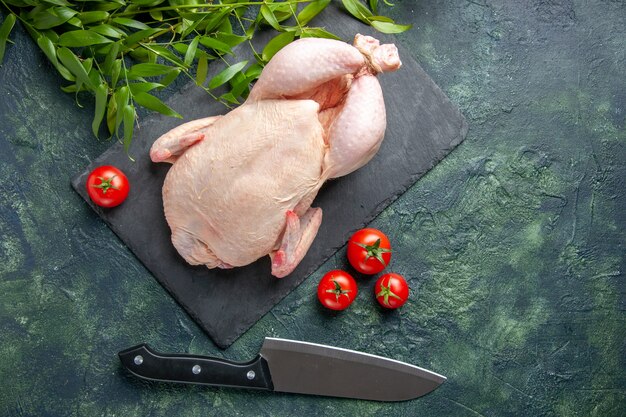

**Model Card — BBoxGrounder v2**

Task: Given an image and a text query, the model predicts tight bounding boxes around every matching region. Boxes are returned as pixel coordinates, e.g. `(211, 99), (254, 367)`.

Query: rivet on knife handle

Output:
(118, 344), (274, 390)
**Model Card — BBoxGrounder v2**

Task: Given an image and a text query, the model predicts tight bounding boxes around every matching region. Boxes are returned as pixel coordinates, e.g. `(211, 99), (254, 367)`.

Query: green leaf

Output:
(297, 0), (331, 26)
(244, 62), (263, 80)
(172, 43), (187, 55)
(60, 84), (81, 93)
(219, 92), (239, 105)
(42, 0), (71, 6)
(129, 47), (154, 63)
(228, 72), (249, 99)
(90, 1), (123, 12)
(88, 66), (101, 90)
(114, 86), (129, 136)
(35, 34), (57, 62)
(58, 30), (113, 47)
(368, 15), (394, 23)
(202, 7), (231, 33)
(208, 60), (247, 89)
(40, 29), (59, 43)
(215, 32), (247, 48)
(57, 47), (96, 89)
(369, 20), (412, 34)
(341, 0), (373, 24)
(92, 83), (108, 137)
(174, 43), (215, 60)
(31, 6), (77, 30)
(111, 17), (150, 30)
(106, 92), (117, 135)
(128, 82), (163, 94)
(123, 104), (135, 152)
(259, 5), (282, 31)
(130, 0), (165, 6)
(0, 14), (17, 65)
(133, 91), (182, 118)
(300, 27), (341, 40)
(123, 28), (162, 48)
(261, 31), (294, 63)
(67, 16), (83, 27)
(159, 67), (180, 86)
(195, 54), (208, 86)
(184, 36), (199, 66)
(198, 36), (232, 55)
(146, 44), (185, 67)
(90, 24), (126, 39)
(217, 12), (232, 33)
(3, 0), (31, 6)
(180, 14), (206, 38)
(77, 11), (109, 25)
(149, 10), (163, 21)
(82, 57), (94, 74)
(110, 59), (122, 88)
(106, 91), (117, 136)
(268, 2), (292, 23)
(234, 3), (247, 19)
(369, 0), (378, 13)
(244, 21), (256, 39)
(103, 41), (120, 73)
(128, 62), (176, 78)
(95, 42), (113, 57)
(36, 35), (75, 81)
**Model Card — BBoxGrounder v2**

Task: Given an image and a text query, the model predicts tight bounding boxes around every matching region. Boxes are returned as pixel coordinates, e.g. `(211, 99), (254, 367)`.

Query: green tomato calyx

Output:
(326, 279), (352, 302)
(92, 175), (119, 194)
(355, 238), (391, 266)
(376, 277), (403, 306)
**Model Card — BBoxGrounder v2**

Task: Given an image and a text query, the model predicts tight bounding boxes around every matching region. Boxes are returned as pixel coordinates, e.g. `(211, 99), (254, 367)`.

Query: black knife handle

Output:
(118, 344), (273, 391)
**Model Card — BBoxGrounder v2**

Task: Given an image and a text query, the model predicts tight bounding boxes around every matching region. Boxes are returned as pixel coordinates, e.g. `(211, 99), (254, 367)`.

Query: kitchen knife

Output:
(118, 337), (446, 401)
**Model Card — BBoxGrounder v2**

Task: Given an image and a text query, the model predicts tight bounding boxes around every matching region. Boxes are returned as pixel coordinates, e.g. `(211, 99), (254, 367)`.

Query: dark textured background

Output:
(1, 1), (624, 416)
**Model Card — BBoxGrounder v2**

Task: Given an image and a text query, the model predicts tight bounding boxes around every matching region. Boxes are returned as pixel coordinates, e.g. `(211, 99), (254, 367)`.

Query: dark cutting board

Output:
(71, 16), (468, 348)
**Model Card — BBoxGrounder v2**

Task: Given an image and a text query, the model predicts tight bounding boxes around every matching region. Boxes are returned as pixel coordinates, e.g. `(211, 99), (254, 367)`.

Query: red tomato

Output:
(317, 270), (358, 311)
(86, 165), (130, 208)
(375, 273), (409, 309)
(347, 228), (392, 275)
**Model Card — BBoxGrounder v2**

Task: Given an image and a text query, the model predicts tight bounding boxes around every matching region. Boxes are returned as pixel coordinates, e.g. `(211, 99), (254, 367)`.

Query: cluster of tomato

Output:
(317, 228), (409, 311)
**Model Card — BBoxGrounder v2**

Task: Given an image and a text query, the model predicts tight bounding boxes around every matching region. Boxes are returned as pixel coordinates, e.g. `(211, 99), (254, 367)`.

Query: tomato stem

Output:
(92, 175), (119, 194)
(376, 276), (403, 307)
(355, 238), (391, 266)
(326, 279), (352, 303)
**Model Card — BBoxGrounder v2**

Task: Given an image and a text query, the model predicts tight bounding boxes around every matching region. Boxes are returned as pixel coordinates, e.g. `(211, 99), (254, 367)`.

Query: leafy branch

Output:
(0, 0), (410, 153)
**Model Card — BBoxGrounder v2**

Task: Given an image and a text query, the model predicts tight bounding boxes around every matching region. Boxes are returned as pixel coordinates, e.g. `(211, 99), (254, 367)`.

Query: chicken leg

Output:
(248, 34), (400, 179)
(270, 208), (323, 278)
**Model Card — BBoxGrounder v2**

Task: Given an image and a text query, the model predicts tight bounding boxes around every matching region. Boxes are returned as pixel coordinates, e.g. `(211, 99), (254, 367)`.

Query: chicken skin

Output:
(151, 34), (401, 278)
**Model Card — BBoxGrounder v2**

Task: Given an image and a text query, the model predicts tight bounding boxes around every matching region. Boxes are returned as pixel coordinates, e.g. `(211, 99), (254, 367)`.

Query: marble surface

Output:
(1, 1), (624, 416)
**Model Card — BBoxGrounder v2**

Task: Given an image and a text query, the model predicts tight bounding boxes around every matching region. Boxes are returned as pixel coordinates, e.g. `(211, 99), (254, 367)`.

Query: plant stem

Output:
(139, 40), (227, 106)
(234, 9), (260, 62)
(113, 0), (311, 18)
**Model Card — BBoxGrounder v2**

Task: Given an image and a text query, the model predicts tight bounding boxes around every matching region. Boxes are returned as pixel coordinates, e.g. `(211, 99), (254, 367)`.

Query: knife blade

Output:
(118, 337), (446, 402)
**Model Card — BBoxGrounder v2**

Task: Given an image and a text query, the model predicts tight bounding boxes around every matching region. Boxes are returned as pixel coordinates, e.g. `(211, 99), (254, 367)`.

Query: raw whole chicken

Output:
(150, 34), (401, 278)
